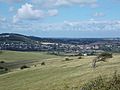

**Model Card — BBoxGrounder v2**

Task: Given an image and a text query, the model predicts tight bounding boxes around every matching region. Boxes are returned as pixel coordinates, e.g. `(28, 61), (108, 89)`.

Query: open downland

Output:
(0, 51), (59, 62)
(0, 51), (120, 90)
(0, 51), (59, 70)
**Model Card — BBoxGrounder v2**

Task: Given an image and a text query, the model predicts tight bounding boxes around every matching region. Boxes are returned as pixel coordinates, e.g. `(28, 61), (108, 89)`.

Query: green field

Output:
(0, 51), (59, 62)
(0, 51), (120, 90)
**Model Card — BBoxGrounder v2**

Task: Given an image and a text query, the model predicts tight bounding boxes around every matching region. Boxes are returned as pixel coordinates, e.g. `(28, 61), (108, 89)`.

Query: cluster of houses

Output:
(0, 42), (95, 50)
(0, 33), (120, 55)
(0, 40), (120, 55)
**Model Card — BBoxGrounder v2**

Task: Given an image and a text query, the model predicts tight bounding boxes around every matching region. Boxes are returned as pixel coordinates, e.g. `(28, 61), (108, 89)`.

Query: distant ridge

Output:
(0, 33), (120, 44)
(0, 33), (33, 43)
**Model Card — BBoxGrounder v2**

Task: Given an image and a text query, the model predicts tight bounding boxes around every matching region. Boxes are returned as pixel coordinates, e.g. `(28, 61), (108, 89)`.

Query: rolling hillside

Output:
(0, 51), (120, 90)
(0, 33), (111, 44)
(0, 33), (35, 43)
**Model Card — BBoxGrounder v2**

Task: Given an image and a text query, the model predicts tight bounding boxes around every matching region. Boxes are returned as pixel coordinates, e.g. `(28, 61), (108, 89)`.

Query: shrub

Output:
(65, 58), (73, 61)
(65, 58), (70, 61)
(0, 51), (3, 54)
(92, 52), (113, 68)
(81, 71), (120, 90)
(20, 65), (29, 69)
(0, 61), (5, 63)
(0, 66), (4, 69)
(78, 56), (82, 59)
(5, 68), (8, 71)
(34, 65), (37, 67)
(41, 62), (45, 65)
(0, 67), (8, 72)
(98, 52), (112, 58)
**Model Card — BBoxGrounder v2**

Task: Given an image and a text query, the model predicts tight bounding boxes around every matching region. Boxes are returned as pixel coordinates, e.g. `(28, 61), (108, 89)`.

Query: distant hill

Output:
(0, 33), (41, 51)
(0, 33), (35, 43)
(0, 33), (108, 44)
(0, 33), (120, 52)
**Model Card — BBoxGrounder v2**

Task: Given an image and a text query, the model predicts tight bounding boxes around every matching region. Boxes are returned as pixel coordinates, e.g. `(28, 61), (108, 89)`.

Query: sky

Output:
(0, 0), (120, 38)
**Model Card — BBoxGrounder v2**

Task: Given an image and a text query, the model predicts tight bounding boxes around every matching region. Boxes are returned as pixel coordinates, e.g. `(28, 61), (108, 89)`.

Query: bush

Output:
(78, 56), (82, 59)
(65, 58), (73, 61)
(81, 71), (120, 90)
(20, 65), (29, 69)
(98, 52), (112, 58)
(0, 61), (5, 63)
(41, 62), (45, 65)
(92, 52), (113, 68)
(65, 58), (70, 61)
(0, 51), (3, 54)
(34, 65), (37, 67)
(0, 66), (4, 69)
(0, 67), (8, 71)
(5, 68), (8, 71)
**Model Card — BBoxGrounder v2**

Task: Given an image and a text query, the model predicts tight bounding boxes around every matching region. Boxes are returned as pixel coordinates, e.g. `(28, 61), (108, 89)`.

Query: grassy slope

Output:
(0, 51), (120, 90)
(0, 51), (59, 62)
(0, 51), (59, 73)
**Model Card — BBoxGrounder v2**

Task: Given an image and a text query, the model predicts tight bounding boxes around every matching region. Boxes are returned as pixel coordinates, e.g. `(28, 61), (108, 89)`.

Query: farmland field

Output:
(0, 51), (120, 90)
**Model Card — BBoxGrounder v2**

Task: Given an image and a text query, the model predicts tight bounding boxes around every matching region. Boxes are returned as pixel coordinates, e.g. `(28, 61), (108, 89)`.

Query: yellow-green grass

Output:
(0, 51), (59, 62)
(0, 51), (60, 72)
(0, 51), (120, 90)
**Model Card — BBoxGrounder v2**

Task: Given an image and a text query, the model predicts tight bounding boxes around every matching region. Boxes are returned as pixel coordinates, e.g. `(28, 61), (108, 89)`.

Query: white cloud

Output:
(94, 12), (105, 17)
(23, 20), (120, 31)
(0, 0), (97, 6)
(31, 0), (97, 8)
(31, 0), (70, 7)
(0, 0), (23, 3)
(69, 0), (97, 4)
(1, 20), (120, 33)
(9, 7), (16, 12)
(0, 16), (6, 22)
(47, 9), (58, 16)
(13, 3), (45, 23)
(13, 3), (59, 23)
(46, 20), (120, 31)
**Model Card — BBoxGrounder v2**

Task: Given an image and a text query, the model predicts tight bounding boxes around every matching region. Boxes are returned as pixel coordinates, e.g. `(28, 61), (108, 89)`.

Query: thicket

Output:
(81, 71), (120, 90)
